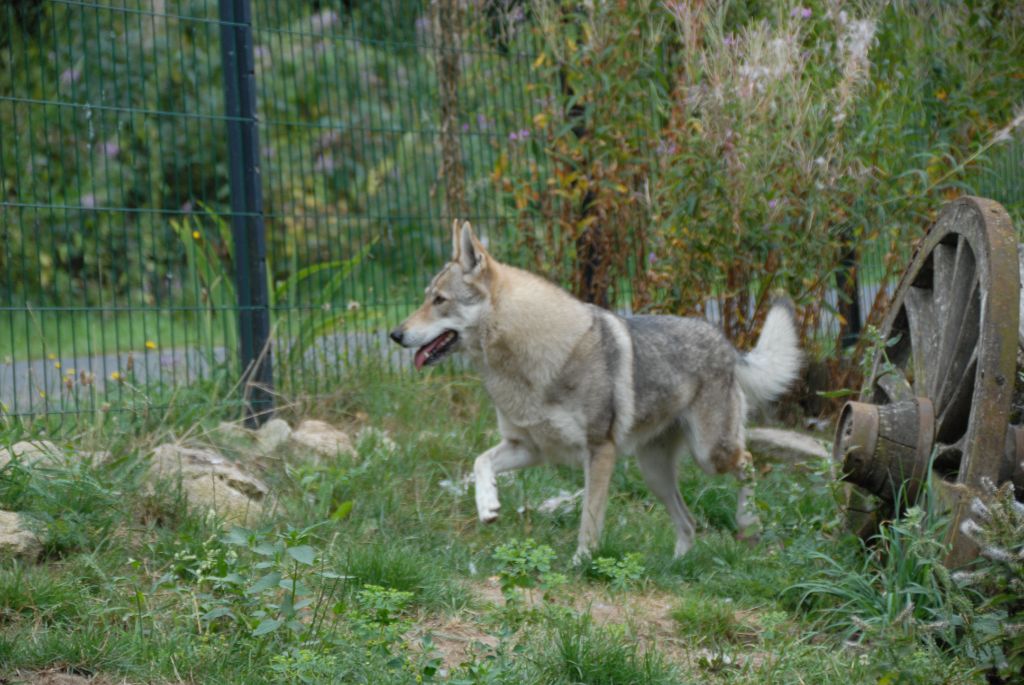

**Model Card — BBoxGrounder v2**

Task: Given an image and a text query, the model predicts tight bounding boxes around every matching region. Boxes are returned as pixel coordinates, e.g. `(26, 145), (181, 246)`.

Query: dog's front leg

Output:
(734, 450), (761, 542)
(473, 439), (538, 523)
(573, 441), (617, 565)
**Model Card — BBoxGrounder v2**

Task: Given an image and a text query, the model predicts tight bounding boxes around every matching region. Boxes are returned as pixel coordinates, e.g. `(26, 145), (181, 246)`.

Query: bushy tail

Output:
(735, 300), (802, 407)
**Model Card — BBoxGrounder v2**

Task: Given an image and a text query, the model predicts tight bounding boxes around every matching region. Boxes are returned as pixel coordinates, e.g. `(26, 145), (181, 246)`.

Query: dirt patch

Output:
(403, 578), (784, 676)
(405, 612), (501, 672)
(458, 577), (775, 674)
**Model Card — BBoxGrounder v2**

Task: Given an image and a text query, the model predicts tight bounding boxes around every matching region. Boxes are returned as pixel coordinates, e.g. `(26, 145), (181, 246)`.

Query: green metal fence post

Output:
(219, 0), (273, 425)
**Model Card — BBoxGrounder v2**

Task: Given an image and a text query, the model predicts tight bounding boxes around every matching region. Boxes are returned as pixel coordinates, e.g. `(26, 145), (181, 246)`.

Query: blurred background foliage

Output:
(501, 0), (1024, 362)
(0, 0), (1022, 375)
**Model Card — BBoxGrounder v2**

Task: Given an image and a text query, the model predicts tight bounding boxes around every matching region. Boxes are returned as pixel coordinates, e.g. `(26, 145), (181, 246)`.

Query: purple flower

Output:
(309, 9), (339, 33)
(253, 45), (272, 69)
(101, 140), (120, 159)
(79, 193), (95, 209)
(768, 199), (777, 209)
(59, 67), (81, 88)
(518, 128), (530, 139)
(791, 7), (812, 19)
(647, 252), (657, 264)
(508, 131), (519, 141)
(477, 113), (488, 130)
(723, 35), (736, 47)
(461, 123), (470, 132)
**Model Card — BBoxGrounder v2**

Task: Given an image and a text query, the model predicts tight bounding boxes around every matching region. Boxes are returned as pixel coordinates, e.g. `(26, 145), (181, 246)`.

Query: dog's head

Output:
(390, 220), (494, 369)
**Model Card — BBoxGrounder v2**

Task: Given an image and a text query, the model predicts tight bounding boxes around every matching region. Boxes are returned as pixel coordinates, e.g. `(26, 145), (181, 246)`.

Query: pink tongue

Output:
(414, 333), (448, 370)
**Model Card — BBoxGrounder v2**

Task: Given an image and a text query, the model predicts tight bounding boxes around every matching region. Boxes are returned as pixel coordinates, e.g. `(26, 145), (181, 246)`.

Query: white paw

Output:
(673, 538), (693, 559)
(476, 487), (500, 523)
(478, 500), (500, 523)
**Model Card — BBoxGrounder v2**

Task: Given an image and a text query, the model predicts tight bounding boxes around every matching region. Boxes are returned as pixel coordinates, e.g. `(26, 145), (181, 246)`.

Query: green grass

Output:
(0, 369), (991, 683)
(0, 309), (227, 362)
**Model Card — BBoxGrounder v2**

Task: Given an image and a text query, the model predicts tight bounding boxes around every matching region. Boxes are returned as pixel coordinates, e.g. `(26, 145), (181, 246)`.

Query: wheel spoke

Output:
(903, 287), (939, 395)
(934, 281), (980, 413)
(930, 240), (958, 317)
(875, 368), (914, 403)
(936, 350), (977, 444)
(933, 434), (966, 481)
(932, 241), (978, 397)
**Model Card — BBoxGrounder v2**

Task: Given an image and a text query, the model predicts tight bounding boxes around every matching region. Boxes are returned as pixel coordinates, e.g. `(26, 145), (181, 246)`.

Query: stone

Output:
(0, 510), (44, 560)
(257, 418), (293, 453)
(746, 427), (829, 464)
(216, 417), (293, 456)
(0, 440), (63, 469)
(149, 444), (270, 526)
(290, 420), (355, 458)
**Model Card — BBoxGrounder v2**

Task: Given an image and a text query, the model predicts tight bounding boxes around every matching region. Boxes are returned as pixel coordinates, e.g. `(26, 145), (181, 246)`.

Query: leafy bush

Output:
(501, 0), (1024, 360)
(591, 552), (646, 592)
(492, 537), (566, 606)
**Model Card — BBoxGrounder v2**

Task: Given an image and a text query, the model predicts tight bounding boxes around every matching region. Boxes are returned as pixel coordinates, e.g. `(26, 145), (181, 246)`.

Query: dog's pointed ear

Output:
(458, 221), (489, 275)
(450, 218), (462, 261)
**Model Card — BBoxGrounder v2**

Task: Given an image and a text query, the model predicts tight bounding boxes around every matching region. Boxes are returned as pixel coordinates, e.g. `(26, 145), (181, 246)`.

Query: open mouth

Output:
(414, 330), (459, 369)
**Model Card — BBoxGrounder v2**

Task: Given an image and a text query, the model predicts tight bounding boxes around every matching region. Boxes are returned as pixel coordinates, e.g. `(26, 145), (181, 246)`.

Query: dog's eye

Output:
(432, 294), (447, 306)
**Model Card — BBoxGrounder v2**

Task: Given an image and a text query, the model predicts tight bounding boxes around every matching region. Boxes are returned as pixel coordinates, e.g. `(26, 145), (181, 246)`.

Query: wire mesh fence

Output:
(2, 1), (1021, 423)
(1, 0), (548, 422)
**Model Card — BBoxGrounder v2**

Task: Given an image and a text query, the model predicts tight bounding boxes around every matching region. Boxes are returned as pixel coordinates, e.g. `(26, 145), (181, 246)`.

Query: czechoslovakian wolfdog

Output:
(390, 221), (802, 562)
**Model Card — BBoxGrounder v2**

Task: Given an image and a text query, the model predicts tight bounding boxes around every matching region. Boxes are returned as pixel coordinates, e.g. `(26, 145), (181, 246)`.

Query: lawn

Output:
(0, 310), (226, 363)
(0, 367), (998, 684)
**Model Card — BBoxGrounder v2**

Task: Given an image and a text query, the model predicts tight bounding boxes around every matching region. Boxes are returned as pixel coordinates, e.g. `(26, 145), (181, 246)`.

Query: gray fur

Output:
(626, 315), (737, 437)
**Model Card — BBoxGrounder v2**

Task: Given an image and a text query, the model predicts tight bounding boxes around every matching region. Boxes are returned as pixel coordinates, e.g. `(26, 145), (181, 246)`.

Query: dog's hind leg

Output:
(474, 439), (539, 523)
(636, 433), (697, 558)
(687, 383), (761, 541)
(574, 441), (617, 565)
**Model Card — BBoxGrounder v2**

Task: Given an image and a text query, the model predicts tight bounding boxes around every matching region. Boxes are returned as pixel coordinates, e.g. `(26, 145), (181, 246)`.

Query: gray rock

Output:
(0, 441), (109, 470)
(216, 417), (293, 456)
(747, 427), (829, 464)
(0, 440), (62, 470)
(257, 418), (294, 453)
(149, 444), (270, 526)
(0, 510), (44, 560)
(291, 419), (355, 458)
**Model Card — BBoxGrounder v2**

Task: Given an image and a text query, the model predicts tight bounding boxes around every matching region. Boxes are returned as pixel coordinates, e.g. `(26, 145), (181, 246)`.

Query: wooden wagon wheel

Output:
(833, 197), (1021, 567)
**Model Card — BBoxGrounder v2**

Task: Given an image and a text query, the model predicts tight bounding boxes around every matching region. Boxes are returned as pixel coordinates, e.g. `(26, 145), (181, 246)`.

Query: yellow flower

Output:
(54, 361), (61, 369)
(38, 390), (46, 399)
(145, 340), (157, 350)
(48, 353), (56, 360)
(935, 89), (948, 101)
(192, 230), (201, 240)
(110, 371), (122, 381)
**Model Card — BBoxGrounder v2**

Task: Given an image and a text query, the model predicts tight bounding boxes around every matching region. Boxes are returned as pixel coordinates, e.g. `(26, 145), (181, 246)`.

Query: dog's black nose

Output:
(389, 327), (404, 345)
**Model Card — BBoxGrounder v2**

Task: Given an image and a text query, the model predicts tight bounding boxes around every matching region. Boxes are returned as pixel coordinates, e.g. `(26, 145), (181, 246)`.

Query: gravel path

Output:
(2, 284), (886, 416)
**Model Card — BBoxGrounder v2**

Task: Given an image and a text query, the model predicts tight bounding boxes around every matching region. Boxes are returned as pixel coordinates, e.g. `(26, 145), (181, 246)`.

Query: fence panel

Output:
(4, 2), (1018, 422)
(1, 1), (245, 421)
(0, 0), (545, 421)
